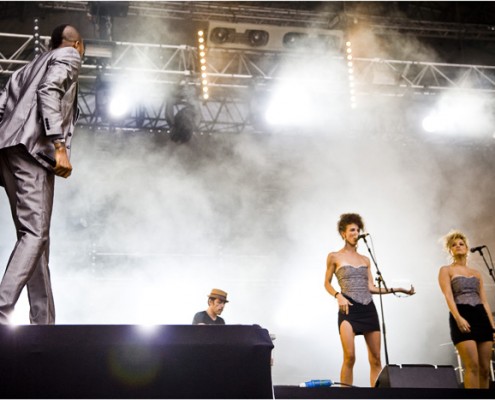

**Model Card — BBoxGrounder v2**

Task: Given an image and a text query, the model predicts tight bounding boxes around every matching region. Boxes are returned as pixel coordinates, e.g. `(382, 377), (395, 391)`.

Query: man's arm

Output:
(37, 47), (81, 138)
(37, 47), (81, 178)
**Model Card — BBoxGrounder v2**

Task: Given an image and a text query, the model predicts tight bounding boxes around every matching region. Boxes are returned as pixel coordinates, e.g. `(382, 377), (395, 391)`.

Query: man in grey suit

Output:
(0, 24), (84, 324)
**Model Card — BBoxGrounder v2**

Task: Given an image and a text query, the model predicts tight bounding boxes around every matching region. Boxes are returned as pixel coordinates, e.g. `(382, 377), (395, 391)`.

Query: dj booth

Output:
(0, 324), (274, 399)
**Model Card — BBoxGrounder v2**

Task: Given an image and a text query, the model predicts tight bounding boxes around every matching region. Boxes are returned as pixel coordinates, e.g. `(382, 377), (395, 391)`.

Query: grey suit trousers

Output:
(0, 145), (55, 324)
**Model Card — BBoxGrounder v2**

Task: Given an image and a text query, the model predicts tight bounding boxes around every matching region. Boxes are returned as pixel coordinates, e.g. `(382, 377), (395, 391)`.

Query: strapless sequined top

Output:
(451, 275), (482, 307)
(335, 265), (372, 305)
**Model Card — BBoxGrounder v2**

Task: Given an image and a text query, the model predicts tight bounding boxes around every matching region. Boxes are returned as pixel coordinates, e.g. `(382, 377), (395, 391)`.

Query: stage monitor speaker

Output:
(374, 364), (460, 388)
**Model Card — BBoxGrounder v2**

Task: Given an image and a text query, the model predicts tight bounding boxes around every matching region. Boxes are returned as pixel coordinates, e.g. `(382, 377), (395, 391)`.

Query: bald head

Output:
(61, 25), (82, 43)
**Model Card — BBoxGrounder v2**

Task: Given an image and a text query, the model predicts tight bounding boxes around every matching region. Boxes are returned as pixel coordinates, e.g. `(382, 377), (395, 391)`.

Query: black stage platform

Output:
(0, 324), (274, 399)
(0, 324), (493, 399)
(273, 386), (494, 399)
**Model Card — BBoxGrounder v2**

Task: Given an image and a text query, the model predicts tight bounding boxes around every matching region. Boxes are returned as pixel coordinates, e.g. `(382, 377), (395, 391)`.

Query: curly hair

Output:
(337, 213), (364, 233)
(443, 230), (469, 253)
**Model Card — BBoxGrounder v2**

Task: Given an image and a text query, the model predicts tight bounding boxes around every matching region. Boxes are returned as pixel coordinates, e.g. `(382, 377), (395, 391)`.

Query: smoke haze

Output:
(1, 5), (495, 388)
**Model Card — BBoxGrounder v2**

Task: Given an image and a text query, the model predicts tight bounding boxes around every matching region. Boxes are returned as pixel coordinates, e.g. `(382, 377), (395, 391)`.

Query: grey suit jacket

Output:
(0, 46), (81, 171)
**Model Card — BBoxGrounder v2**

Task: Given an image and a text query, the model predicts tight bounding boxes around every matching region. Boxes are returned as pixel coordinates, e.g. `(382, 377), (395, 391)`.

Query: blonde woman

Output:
(438, 230), (495, 388)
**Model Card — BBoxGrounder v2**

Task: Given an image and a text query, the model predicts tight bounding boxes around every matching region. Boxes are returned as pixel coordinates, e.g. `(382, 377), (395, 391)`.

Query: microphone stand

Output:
(361, 236), (390, 366)
(475, 247), (495, 284)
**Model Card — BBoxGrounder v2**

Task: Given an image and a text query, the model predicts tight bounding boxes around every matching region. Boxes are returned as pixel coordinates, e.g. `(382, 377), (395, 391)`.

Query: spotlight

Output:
(169, 106), (198, 143)
(108, 94), (131, 118)
(282, 32), (308, 49)
(207, 20), (343, 52)
(95, 75), (137, 123)
(422, 113), (440, 133)
(165, 83), (201, 144)
(210, 27), (235, 44)
(33, 17), (41, 55)
(247, 30), (269, 47)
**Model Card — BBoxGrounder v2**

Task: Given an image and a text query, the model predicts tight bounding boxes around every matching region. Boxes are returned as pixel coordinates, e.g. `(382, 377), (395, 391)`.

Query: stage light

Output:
(33, 18), (41, 56)
(108, 94), (131, 118)
(207, 20), (344, 52)
(210, 27), (235, 44)
(247, 30), (269, 47)
(95, 75), (144, 124)
(346, 40), (357, 109)
(197, 29), (209, 101)
(422, 112), (441, 133)
(169, 106), (199, 143)
(265, 85), (311, 126)
(420, 92), (492, 136)
(282, 32), (307, 49)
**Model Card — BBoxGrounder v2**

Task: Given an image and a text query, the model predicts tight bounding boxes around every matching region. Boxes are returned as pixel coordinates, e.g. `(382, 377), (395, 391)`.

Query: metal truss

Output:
(353, 57), (495, 95)
(3, 32), (495, 134)
(366, 18), (495, 41)
(37, 1), (495, 41)
(38, 1), (339, 29)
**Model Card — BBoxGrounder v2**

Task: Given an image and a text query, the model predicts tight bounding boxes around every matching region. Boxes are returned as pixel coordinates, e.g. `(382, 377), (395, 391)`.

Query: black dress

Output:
(335, 265), (380, 335)
(449, 276), (493, 345)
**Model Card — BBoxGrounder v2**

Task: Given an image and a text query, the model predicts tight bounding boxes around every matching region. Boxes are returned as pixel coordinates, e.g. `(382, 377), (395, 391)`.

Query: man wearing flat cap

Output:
(192, 288), (229, 325)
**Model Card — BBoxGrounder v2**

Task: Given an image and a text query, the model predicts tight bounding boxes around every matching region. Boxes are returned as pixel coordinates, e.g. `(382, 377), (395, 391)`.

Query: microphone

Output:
(358, 233), (370, 240)
(470, 245), (486, 253)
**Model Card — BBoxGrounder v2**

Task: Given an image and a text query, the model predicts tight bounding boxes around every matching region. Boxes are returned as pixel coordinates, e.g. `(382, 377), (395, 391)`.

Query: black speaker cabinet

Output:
(0, 324), (274, 399)
(375, 364), (460, 388)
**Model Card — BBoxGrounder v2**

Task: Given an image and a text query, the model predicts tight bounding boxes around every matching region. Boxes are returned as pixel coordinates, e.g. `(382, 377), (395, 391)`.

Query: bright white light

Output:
(108, 94), (131, 118)
(422, 112), (441, 133)
(265, 85), (311, 126)
(422, 92), (492, 136)
(136, 324), (161, 335)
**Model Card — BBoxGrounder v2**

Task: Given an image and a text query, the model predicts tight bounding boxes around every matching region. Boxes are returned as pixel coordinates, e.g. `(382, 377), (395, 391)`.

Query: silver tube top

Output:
(451, 275), (482, 307)
(335, 265), (372, 305)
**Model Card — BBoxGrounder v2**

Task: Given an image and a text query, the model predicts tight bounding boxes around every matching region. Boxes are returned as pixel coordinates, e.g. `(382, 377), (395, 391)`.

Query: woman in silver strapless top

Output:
(325, 213), (415, 387)
(438, 230), (495, 389)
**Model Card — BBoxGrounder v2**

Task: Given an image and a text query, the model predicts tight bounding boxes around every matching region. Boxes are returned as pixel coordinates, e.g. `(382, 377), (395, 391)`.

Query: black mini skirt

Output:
(338, 294), (380, 336)
(449, 304), (493, 345)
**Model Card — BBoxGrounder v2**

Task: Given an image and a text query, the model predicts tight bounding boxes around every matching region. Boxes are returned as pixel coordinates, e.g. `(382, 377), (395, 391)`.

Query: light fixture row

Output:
(197, 30), (209, 101)
(346, 40), (356, 109)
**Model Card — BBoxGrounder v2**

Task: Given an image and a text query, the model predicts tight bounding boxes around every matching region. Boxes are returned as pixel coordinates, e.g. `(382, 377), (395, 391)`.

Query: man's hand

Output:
(54, 145), (72, 178)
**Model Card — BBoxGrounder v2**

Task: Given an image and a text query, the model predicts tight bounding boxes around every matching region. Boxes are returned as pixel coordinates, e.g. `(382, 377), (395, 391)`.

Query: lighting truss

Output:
(37, 2), (495, 42)
(39, 1), (338, 29)
(2, 32), (495, 134)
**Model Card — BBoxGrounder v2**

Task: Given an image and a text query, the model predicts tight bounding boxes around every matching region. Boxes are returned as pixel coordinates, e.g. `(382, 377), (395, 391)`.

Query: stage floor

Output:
(273, 385), (494, 399)
(1, 324), (493, 398)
